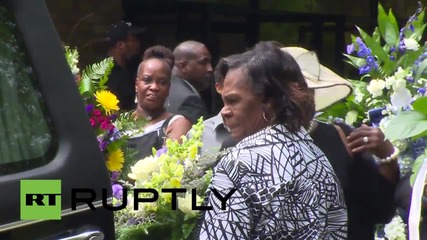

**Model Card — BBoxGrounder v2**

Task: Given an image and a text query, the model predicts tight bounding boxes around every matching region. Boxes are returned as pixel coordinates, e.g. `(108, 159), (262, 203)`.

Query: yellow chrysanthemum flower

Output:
(106, 148), (124, 172)
(94, 90), (120, 114)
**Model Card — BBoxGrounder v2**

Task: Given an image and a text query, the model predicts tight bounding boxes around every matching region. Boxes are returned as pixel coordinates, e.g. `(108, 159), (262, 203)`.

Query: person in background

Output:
(198, 43), (347, 239)
(165, 40), (213, 124)
(200, 55), (240, 154)
(199, 42), (399, 240)
(281, 46), (399, 240)
(126, 46), (192, 161)
(105, 21), (143, 111)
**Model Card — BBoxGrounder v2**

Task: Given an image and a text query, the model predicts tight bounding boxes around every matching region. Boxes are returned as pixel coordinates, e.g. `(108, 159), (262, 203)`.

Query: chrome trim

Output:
(0, 198), (112, 232)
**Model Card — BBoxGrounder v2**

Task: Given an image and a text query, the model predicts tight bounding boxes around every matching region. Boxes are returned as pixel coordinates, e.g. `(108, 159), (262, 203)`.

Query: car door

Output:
(0, 0), (115, 239)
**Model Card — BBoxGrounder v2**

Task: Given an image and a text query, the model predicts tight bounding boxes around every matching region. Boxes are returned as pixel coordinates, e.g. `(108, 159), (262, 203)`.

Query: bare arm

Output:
(346, 124), (399, 182)
(166, 117), (193, 143)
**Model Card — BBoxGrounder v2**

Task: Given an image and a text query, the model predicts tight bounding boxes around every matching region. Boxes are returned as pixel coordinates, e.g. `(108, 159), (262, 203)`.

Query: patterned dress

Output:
(198, 124), (347, 240)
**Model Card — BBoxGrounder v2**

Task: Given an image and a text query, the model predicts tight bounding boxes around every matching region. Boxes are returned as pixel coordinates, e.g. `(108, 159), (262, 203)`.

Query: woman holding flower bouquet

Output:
(127, 46), (192, 160)
(198, 43), (347, 239)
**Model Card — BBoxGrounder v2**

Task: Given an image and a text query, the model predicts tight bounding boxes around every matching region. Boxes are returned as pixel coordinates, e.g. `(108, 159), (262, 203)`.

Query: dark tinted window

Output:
(0, 4), (57, 175)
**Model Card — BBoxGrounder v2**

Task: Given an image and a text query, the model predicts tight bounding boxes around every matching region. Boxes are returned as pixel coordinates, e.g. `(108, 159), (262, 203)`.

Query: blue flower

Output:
(407, 76), (414, 83)
(359, 65), (371, 75)
(346, 44), (355, 54)
(390, 55), (396, 60)
(418, 87), (426, 95)
(366, 55), (375, 65)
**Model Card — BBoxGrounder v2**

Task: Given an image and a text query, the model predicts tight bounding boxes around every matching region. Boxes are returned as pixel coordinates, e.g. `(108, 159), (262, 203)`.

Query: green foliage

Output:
(383, 111), (427, 141)
(79, 57), (114, 95)
(410, 153), (427, 186)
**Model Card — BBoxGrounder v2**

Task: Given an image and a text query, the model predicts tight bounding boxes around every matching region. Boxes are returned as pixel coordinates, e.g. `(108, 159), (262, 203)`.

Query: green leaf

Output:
(410, 9), (426, 41)
(383, 111), (427, 140)
(372, 27), (381, 44)
(416, 58), (427, 81)
(343, 54), (366, 68)
(377, 4), (399, 46)
(413, 97), (427, 115)
(410, 154), (427, 186)
(78, 76), (93, 95)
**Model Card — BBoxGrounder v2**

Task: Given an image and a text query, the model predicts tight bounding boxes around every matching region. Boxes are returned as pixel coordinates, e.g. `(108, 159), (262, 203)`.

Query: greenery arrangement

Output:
(318, 2), (427, 239)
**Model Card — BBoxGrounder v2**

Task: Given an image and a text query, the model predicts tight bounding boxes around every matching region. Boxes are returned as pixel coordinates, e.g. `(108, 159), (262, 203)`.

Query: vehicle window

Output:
(0, 4), (57, 176)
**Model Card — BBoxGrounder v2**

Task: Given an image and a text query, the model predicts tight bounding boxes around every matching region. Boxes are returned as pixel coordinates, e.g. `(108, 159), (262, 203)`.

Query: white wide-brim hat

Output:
(281, 47), (353, 111)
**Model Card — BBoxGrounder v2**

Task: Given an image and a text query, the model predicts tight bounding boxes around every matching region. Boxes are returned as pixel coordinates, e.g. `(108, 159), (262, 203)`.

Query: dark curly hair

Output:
(142, 45), (174, 69)
(225, 42), (315, 133)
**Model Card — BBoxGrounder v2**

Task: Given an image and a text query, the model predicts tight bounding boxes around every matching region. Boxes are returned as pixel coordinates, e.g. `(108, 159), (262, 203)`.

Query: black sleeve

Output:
(336, 121), (399, 224)
(176, 94), (208, 124)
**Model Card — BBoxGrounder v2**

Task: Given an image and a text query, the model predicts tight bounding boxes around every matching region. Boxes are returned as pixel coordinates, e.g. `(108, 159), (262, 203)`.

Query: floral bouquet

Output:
(64, 46), (145, 180)
(113, 117), (219, 240)
(319, 2), (427, 175)
(316, 2), (427, 239)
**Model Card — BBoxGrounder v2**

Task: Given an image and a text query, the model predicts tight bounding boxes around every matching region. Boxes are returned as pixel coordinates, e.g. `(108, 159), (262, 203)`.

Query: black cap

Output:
(105, 21), (145, 47)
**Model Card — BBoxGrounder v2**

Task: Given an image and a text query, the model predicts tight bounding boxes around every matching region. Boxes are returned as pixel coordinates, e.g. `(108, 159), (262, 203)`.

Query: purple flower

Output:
(346, 44), (355, 54)
(111, 171), (120, 181)
(109, 114), (117, 121)
(407, 76), (414, 83)
(112, 184), (123, 200)
(390, 55), (396, 60)
(410, 24), (415, 32)
(418, 87), (426, 95)
(156, 146), (168, 157)
(85, 104), (94, 113)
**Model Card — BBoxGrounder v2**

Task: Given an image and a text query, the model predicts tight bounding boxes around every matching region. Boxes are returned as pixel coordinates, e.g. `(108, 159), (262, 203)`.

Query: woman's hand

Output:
(346, 124), (394, 158)
(347, 124), (399, 182)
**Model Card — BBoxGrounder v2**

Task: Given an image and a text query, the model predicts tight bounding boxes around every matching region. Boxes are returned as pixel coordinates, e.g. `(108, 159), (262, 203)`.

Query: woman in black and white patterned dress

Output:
(198, 43), (347, 240)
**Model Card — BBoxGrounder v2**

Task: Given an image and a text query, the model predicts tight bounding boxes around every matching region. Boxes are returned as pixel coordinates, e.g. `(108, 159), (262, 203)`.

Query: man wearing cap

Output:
(165, 40), (213, 124)
(105, 21), (144, 111)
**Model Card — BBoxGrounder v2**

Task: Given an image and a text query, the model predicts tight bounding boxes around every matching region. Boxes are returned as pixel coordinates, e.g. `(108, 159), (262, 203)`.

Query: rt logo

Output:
(20, 179), (61, 220)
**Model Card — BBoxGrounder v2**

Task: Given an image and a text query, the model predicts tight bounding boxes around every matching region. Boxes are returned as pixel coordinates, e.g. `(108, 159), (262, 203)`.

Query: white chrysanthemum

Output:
(403, 38), (420, 51)
(384, 215), (407, 240)
(128, 156), (161, 181)
(367, 79), (386, 98)
(344, 111), (358, 126)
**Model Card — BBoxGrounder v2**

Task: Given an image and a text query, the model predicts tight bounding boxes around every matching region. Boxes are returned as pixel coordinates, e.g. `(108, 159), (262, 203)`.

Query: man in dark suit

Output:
(165, 41), (213, 124)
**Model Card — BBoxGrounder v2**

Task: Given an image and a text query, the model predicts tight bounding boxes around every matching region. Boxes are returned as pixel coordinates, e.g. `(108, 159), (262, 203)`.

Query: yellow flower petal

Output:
(94, 90), (120, 114)
(106, 149), (124, 172)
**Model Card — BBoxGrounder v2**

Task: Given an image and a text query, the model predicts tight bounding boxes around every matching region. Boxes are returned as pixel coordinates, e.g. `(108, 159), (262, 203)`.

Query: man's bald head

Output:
(173, 40), (207, 62)
(172, 40), (213, 91)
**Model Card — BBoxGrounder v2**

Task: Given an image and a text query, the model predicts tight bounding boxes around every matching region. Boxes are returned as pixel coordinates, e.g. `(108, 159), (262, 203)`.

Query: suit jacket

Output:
(165, 75), (207, 124)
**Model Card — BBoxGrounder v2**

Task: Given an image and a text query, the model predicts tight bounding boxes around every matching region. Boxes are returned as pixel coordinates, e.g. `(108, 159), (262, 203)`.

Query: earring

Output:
(134, 93), (138, 103)
(263, 112), (270, 122)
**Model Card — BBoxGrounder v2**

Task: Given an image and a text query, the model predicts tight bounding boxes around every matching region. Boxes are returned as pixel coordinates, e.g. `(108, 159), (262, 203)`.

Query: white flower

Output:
(390, 88), (412, 110)
(403, 38), (420, 51)
(367, 79), (386, 98)
(177, 193), (200, 217)
(385, 76), (396, 90)
(384, 215), (407, 240)
(344, 111), (358, 126)
(394, 67), (406, 80)
(71, 66), (80, 75)
(128, 156), (161, 181)
(354, 88), (365, 102)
